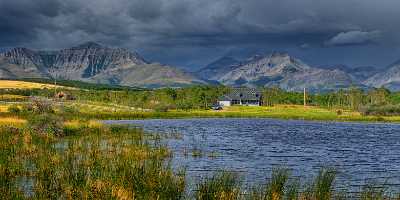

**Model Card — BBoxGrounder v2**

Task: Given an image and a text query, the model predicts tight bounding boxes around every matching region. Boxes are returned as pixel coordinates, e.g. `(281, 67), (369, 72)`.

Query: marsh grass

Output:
(312, 168), (336, 200)
(195, 171), (242, 200)
(0, 114), (185, 199)
(247, 168), (299, 200)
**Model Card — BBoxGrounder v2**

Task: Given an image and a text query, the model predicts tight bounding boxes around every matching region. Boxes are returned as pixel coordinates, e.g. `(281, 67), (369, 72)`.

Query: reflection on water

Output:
(106, 118), (400, 190)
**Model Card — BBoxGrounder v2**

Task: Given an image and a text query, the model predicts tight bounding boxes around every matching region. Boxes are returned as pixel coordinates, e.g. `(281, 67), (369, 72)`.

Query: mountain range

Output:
(1, 42), (399, 91)
(0, 42), (204, 88)
(198, 53), (368, 92)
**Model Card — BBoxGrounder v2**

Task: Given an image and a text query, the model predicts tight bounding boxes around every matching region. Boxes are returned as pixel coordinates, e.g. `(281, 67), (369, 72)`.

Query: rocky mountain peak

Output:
(364, 60), (400, 90)
(72, 41), (103, 49)
(239, 52), (307, 72)
(244, 54), (264, 63)
(1, 47), (39, 66)
(270, 51), (290, 58)
(0, 43), (203, 88)
(3, 47), (33, 56)
(211, 52), (358, 91)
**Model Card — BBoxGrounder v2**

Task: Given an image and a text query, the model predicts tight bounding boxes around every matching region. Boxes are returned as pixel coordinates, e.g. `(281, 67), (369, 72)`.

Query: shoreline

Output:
(88, 109), (400, 124)
(103, 117), (400, 126)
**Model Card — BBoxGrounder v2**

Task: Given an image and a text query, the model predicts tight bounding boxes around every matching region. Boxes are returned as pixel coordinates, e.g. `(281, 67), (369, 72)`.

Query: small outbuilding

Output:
(55, 91), (76, 100)
(218, 88), (262, 107)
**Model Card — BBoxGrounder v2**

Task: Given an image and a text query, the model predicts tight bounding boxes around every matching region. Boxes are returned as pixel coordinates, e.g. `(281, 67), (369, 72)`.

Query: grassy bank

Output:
(62, 103), (400, 123)
(1, 114), (185, 199)
(2, 101), (400, 123)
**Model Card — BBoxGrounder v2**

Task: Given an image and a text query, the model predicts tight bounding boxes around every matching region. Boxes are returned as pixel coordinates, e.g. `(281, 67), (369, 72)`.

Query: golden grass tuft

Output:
(64, 120), (102, 129)
(0, 94), (28, 100)
(0, 117), (26, 127)
(88, 120), (102, 128)
(0, 105), (10, 112)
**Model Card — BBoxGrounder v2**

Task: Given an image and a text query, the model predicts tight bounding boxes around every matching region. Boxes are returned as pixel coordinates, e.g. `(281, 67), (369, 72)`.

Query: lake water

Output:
(105, 118), (400, 191)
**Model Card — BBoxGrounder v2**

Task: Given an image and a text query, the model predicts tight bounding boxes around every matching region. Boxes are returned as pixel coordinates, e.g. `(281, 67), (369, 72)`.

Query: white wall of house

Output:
(219, 101), (231, 107)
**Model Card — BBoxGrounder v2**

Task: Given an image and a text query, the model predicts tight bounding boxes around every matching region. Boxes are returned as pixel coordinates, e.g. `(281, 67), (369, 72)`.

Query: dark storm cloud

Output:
(0, 0), (62, 46)
(1, 0), (400, 68)
(128, 0), (163, 22)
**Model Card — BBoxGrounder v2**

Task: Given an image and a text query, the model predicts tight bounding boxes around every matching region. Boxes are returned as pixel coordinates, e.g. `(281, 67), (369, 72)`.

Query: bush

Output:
(20, 98), (55, 114)
(176, 101), (193, 111)
(360, 104), (400, 116)
(27, 114), (64, 136)
(60, 105), (78, 115)
(7, 104), (21, 114)
(154, 104), (170, 112)
(31, 98), (55, 114)
(21, 103), (34, 113)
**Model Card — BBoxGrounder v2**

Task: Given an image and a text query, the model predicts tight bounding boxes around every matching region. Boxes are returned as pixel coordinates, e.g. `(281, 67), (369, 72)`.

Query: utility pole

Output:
(54, 73), (57, 98)
(303, 88), (307, 107)
(53, 70), (57, 98)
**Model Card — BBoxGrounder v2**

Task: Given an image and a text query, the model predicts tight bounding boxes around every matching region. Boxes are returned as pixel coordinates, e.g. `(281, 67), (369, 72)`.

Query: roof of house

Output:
(219, 88), (262, 101)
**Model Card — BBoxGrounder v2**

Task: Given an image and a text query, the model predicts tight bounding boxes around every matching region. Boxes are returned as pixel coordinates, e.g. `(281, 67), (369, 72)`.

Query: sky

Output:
(1, 0), (400, 71)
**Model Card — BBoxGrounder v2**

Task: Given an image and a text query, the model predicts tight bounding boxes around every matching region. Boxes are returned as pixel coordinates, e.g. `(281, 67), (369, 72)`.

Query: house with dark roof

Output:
(218, 88), (262, 107)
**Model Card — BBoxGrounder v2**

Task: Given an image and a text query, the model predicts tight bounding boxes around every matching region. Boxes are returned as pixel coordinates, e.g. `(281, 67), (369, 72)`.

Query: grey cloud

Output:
(326, 30), (382, 46)
(129, 0), (163, 22)
(0, 0), (63, 46)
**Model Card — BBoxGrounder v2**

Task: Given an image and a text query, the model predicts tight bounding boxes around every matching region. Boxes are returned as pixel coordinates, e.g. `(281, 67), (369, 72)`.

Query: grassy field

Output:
(0, 80), (68, 89)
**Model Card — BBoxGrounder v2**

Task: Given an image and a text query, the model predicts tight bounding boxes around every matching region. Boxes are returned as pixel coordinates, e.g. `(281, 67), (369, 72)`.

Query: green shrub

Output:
(154, 104), (170, 112)
(20, 98), (55, 115)
(27, 114), (64, 136)
(360, 104), (400, 116)
(32, 98), (55, 114)
(21, 103), (34, 113)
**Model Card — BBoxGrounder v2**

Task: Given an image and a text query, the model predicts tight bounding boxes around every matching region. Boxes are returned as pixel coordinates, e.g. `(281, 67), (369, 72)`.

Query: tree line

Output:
(1, 84), (399, 112)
